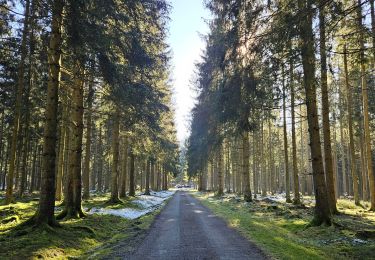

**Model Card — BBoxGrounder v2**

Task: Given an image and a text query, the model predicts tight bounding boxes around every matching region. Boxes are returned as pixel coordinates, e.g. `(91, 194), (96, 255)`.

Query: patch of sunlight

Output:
(230, 219), (240, 228)
(33, 247), (66, 259)
(253, 212), (265, 217)
(193, 210), (203, 214)
(167, 218), (176, 222)
(251, 221), (268, 228)
(273, 236), (324, 259)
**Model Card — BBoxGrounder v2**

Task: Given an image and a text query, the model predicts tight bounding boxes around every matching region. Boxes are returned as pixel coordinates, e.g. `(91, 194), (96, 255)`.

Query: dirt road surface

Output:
(125, 191), (266, 260)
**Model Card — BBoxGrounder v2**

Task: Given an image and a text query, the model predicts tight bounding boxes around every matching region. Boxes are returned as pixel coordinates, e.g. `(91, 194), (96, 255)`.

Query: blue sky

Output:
(167, 0), (211, 144)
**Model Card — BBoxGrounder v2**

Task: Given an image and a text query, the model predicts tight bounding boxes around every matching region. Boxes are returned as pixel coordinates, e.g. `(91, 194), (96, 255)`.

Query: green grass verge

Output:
(0, 193), (159, 259)
(193, 192), (375, 260)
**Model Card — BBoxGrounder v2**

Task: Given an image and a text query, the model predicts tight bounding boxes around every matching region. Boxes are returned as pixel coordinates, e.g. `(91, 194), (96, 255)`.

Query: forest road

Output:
(126, 191), (266, 260)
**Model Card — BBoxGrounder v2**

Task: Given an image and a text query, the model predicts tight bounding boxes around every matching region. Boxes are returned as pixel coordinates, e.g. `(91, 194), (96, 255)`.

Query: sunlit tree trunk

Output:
(33, 0), (64, 226)
(260, 119), (266, 196)
(357, 0), (375, 210)
(319, 2), (337, 213)
(5, 0), (31, 204)
(252, 134), (258, 197)
(55, 116), (66, 201)
(162, 165), (168, 191)
(343, 44), (360, 205)
(298, 0), (331, 225)
(282, 69), (291, 202)
(82, 72), (94, 200)
(290, 61), (300, 204)
(242, 131), (252, 201)
(59, 59), (85, 219)
(217, 143), (224, 196)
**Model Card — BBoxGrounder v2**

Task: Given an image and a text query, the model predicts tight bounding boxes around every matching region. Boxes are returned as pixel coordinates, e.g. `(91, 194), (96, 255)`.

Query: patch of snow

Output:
(87, 190), (175, 220)
(133, 196), (167, 209)
(88, 207), (153, 220)
(352, 238), (367, 245)
(133, 190), (175, 209)
(255, 193), (316, 204)
(149, 190), (175, 198)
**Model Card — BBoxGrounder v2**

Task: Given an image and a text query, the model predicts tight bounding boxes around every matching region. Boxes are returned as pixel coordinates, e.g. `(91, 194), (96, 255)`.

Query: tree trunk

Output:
(150, 158), (155, 191)
(253, 133), (258, 196)
(119, 137), (128, 198)
(129, 150), (135, 196)
(343, 44), (360, 205)
(217, 144), (224, 196)
(357, 0), (375, 210)
(55, 120), (65, 201)
(268, 120), (275, 195)
(156, 161), (161, 191)
(290, 59), (300, 204)
(282, 69), (292, 203)
(298, 0), (331, 225)
(242, 131), (252, 201)
(109, 107), (120, 203)
(5, 0), (31, 204)
(29, 142), (37, 193)
(82, 72), (94, 200)
(145, 159), (151, 195)
(59, 59), (85, 219)
(96, 126), (103, 192)
(163, 167), (168, 190)
(33, 0), (64, 226)
(319, 2), (337, 213)
(261, 119), (266, 196)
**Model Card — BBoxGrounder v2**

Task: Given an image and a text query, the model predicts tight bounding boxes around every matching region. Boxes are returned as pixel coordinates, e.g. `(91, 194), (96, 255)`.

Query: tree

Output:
(33, 0), (65, 226)
(5, 0), (31, 204)
(297, 0), (331, 225)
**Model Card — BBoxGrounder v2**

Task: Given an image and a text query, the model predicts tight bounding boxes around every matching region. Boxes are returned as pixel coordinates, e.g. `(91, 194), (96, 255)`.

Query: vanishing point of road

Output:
(127, 191), (266, 260)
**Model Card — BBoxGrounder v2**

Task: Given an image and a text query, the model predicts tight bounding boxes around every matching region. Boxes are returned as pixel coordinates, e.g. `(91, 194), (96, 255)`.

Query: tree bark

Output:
(5, 0), (31, 204)
(82, 72), (94, 200)
(319, 2), (337, 213)
(109, 107), (120, 203)
(119, 137), (128, 198)
(298, 0), (331, 225)
(242, 131), (252, 201)
(145, 159), (151, 195)
(33, 0), (64, 226)
(282, 68), (292, 203)
(217, 144), (224, 196)
(357, 0), (375, 211)
(343, 44), (360, 205)
(290, 58), (300, 204)
(97, 126), (103, 192)
(59, 59), (85, 219)
(55, 119), (65, 201)
(129, 149), (135, 196)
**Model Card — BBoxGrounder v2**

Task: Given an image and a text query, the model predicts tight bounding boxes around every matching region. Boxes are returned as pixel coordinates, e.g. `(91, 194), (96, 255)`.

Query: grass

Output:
(193, 191), (375, 260)
(0, 192), (160, 259)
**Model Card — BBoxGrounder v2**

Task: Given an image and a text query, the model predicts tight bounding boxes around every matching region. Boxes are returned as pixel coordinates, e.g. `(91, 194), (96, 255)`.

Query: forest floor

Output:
(0, 191), (173, 259)
(193, 191), (375, 260)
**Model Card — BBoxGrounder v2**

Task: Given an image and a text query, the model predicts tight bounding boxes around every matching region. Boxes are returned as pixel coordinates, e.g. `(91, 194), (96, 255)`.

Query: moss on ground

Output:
(0, 193), (157, 259)
(193, 192), (375, 260)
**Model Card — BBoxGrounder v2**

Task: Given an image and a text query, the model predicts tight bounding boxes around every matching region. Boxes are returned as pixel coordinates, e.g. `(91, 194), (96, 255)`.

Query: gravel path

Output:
(126, 191), (266, 260)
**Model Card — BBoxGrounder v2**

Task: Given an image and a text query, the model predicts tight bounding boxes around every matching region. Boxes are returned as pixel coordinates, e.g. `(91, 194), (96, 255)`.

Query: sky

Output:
(167, 0), (211, 145)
